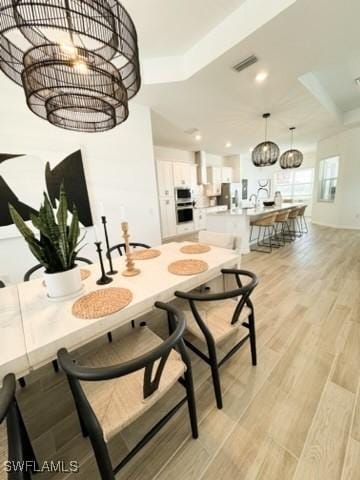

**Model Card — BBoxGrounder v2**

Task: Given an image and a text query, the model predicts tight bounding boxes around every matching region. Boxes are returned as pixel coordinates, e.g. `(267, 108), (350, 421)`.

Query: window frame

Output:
(318, 155), (340, 203)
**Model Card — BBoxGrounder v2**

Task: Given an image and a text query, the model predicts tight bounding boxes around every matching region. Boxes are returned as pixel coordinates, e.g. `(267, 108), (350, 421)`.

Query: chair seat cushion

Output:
(78, 327), (185, 442)
(183, 299), (251, 344)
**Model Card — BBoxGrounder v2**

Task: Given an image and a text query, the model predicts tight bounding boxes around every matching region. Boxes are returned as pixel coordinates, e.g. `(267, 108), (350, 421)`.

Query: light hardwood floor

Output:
(1, 224), (360, 480)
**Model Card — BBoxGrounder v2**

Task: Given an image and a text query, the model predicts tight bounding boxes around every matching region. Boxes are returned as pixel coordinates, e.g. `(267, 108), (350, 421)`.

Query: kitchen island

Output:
(206, 203), (306, 253)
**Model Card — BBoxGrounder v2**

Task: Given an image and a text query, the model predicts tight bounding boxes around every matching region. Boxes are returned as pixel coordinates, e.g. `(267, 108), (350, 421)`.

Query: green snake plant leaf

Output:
(30, 212), (42, 231)
(57, 184), (69, 268)
(9, 187), (83, 274)
(9, 204), (36, 241)
(68, 205), (80, 250)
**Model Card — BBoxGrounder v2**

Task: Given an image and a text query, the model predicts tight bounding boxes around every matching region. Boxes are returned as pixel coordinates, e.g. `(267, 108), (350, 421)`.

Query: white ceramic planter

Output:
(44, 265), (82, 300)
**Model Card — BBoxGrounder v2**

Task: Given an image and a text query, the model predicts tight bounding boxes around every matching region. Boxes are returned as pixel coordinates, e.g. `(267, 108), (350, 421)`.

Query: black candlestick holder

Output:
(101, 215), (117, 275)
(95, 241), (113, 285)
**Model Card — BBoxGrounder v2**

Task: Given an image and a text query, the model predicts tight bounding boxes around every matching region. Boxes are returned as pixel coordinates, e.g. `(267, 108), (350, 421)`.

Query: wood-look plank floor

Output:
(1, 224), (360, 480)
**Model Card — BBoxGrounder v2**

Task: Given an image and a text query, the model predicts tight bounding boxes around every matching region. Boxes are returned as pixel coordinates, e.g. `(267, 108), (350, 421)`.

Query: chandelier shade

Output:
(280, 127), (303, 169)
(252, 113), (280, 167)
(0, 0), (140, 132)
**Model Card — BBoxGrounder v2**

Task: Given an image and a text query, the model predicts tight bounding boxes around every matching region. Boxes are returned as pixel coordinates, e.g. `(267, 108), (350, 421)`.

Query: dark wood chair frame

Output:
(106, 242), (151, 259)
(57, 301), (198, 480)
(23, 257), (93, 282)
(0, 374), (38, 479)
(21, 257), (93, 385)
(175, 268), (258, 409)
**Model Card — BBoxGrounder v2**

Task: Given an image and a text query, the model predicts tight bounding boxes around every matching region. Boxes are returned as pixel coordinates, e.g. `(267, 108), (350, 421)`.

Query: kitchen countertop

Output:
(207, 202), (306, 217)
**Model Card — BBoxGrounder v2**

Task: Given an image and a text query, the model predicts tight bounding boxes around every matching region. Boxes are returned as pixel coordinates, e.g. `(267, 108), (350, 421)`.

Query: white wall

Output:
(0, 80), (161, 283)
(154, 145), (195, 163)
(312, 128), (360, 229)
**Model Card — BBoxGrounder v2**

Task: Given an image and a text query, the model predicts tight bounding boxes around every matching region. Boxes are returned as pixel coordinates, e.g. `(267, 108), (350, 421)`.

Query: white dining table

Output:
(0, 285), (30, 382)
(12, 241), (240, 373)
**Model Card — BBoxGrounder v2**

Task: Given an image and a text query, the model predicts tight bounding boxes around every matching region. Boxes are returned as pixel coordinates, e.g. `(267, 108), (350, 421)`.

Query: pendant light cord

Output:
(265, 116), (268, 142)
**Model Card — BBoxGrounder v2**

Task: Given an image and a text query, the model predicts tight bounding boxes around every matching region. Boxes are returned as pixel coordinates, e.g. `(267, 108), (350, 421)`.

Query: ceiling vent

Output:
(232, 55), (258, 73)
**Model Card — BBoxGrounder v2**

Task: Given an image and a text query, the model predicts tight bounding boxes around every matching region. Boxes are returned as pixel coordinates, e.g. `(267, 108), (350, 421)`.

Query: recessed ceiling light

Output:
(225, 141), (232, 148)
(355, 77), (360, 86)
(255, 72), (268, 83)
(195, 133), (202, 141)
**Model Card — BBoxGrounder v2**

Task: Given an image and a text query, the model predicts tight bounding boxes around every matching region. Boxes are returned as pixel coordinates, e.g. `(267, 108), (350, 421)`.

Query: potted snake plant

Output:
(9, 184), (85, 299)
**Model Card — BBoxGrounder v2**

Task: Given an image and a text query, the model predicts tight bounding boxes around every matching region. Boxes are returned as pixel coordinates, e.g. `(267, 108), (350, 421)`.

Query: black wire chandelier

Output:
(0, 0), (141, 132)
(252, 113), (280, 167)
(280, 127), (303, 169)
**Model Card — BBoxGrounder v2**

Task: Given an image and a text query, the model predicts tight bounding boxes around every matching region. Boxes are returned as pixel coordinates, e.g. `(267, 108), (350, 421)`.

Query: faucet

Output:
(249, 194), (258, 206)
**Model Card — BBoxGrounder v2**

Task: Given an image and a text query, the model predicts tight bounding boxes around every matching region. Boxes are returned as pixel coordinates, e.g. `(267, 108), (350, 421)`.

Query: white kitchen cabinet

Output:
(194, 208), (207, 231)
(159, 197), (177, 238)
(176, 222), (195, 235)
(221, 167), (233, 183)
(207, 167), (222, 185)
(206, 167), (222, 196)
(157, 161), (174, 197)
(173, 163), (192, 187)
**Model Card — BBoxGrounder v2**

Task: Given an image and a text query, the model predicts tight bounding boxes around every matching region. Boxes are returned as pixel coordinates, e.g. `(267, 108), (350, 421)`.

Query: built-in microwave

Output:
(175, 187), (192, 203)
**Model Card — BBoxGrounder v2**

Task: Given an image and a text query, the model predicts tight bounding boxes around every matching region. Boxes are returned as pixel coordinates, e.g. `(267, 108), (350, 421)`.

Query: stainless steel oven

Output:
(176, 201), (194, 224)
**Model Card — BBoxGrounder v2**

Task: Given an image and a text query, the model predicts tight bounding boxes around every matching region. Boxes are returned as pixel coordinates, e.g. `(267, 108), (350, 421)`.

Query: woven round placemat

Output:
(42, 268), (91, 287)
(72, 287), (133, 319)
(168, 259), (209, 276)
(180, 244), (211, 254)
(132, 249), (161, 260)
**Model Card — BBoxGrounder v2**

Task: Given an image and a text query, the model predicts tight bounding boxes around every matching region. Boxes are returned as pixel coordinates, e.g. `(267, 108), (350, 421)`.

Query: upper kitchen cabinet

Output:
(207, 166), (222, 185)
(221, 167), (233, 183)
(206, 166), (222, 196)
(173, 162), (193, 187)
(157, 161), (174, 197)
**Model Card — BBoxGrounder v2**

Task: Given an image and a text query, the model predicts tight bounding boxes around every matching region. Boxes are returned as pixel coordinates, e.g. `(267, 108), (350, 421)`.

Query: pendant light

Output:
(280, 127), (303, 169)
(252, 113), (280, 167)
(0, 1), (141, 133)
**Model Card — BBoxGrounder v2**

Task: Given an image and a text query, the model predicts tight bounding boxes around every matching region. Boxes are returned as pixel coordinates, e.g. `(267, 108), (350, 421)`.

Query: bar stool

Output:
(286, 207), (302, 239)
(297, 206), (308, 233)
(250, 213), (278, 253)
(274, 209), (291, 246)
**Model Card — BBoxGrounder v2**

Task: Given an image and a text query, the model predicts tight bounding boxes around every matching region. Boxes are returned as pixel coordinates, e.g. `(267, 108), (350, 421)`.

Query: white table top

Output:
(17, 242), (240, 370)
(0, 286), (30, 381)
(207, 202), (306, 218)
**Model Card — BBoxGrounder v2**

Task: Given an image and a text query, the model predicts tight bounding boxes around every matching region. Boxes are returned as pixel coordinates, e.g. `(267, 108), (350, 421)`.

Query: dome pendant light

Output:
(252, 113), (280, 167)
(0, 0), (141, 133)
(280, 127), (303, 169)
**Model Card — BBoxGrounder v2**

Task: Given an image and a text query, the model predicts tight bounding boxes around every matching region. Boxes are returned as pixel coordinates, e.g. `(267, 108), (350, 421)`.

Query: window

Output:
(273, 168), (314, 202)
(318, 156), (339, 202)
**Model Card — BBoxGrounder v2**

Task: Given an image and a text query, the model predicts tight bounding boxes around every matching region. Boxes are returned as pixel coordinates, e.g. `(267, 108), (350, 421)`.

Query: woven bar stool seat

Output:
(297, 205), (309, 233)
(286, 207), (302, 239)
(274, 209), (292, 246)
(250, 213), (278, 253)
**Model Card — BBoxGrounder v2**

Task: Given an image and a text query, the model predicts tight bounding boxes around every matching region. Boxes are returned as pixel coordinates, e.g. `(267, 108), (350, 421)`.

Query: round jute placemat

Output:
(180, 244), (211, 254)
(168, 259), (209, 276)
(72, 287), (133, 319)
(131, 249), (161, 260)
